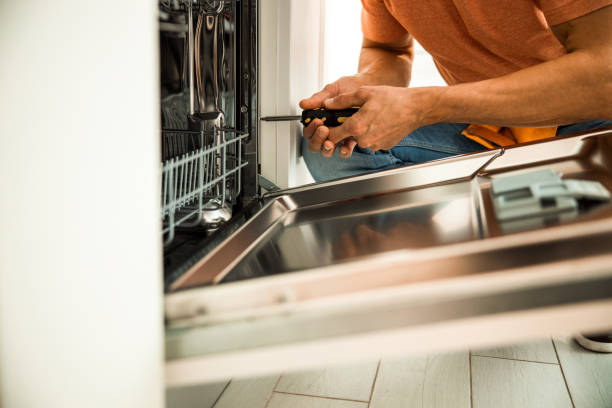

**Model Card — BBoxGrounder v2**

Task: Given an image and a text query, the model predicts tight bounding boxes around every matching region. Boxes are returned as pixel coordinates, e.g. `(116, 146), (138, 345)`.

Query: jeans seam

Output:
(395, 141), (466, 155)
(370, 153), (398, 169)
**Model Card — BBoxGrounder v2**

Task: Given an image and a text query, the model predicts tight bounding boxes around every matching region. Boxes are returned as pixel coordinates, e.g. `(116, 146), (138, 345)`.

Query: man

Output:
(300, 1), (612, 352)
(300, 1), (612, 182)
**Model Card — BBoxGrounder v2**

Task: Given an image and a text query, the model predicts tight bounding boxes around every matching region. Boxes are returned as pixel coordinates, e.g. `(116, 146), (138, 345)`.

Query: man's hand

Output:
(325, 85), (437, 152)
(300, 36), (413, 159)
(300, 75), (374, 158)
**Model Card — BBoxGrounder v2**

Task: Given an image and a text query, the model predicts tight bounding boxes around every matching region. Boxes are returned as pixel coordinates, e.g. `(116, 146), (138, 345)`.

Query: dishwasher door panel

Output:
(165, 129), (612, 386)
(170, 149), (500, 289)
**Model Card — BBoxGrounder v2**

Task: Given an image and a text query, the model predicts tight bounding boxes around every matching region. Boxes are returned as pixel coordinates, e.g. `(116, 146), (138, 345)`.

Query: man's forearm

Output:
(357, 39), (414, 88)
(426, 48), (612, 127)
(425, 7), (612, 128)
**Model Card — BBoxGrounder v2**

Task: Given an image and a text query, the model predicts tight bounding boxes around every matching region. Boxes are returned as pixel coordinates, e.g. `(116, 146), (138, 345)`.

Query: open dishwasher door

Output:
(165, 129), (612, 387)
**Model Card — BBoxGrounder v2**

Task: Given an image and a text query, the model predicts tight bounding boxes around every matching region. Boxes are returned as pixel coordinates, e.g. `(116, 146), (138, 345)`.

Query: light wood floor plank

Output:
(472, 356), (572, 408)
(554, 337), (612, 408)
(275, 361), (378, 402)
(166, 381), (230, 408)
(213, 375), (279, 408)
(472, 339), (558, 364)
(267, 393), (368, 408)
(369, 352), (470, 408)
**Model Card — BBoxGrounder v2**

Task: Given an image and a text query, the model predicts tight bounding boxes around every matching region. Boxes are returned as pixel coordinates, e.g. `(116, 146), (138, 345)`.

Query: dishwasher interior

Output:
(159, 0), (612, 386)
(160, 0), (259, 286)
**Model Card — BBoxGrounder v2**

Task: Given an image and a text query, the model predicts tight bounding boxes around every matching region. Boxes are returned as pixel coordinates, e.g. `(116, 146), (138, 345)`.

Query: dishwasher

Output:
(158, 0), (612, 387)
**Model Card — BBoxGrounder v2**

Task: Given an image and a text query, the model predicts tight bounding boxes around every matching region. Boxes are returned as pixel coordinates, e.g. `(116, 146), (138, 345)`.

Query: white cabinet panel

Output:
(0, 1), (163, 407)
(259, 0), (323, 188)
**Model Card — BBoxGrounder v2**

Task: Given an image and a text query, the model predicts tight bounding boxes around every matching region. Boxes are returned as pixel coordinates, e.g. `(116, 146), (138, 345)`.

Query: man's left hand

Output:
(324, 86), (439, 155)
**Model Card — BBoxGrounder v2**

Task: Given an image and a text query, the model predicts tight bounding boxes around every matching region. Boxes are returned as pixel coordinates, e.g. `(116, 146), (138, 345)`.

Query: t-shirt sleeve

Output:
(361, 0), (409, 43)
(538, 0), (612, 26)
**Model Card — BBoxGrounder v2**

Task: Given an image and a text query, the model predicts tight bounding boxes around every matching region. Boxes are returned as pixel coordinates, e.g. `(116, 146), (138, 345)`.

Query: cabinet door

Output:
(165, 130), (612, 387)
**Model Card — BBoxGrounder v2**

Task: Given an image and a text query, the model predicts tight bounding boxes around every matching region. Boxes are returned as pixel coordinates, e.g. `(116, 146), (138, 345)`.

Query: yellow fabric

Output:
(462, 124), (557, 149)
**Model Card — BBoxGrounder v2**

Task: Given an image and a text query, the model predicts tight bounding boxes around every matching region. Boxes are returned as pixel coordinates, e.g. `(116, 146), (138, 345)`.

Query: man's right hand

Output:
(300, 75), (371, 158)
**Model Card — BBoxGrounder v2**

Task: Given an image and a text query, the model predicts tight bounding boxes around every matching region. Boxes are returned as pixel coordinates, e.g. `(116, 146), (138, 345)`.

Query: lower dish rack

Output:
(161, 126), (249, 244)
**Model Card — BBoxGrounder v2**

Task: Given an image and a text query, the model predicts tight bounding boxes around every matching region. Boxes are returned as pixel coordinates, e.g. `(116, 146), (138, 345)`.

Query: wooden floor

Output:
(166, 338), (612, 408)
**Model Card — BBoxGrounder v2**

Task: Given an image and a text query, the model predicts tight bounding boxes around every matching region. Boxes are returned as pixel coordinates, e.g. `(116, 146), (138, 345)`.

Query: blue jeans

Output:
(302, 120), (612, 182)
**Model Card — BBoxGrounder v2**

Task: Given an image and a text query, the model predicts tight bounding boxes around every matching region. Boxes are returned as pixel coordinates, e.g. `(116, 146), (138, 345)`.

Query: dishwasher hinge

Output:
(473, 148), (505, 178)
(257, 174), (281, 193)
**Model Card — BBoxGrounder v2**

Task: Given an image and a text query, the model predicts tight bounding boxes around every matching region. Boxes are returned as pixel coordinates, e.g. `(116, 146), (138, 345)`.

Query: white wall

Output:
(0, 1), (164, 407)
(322, 0), (363, 85)
(322, 0), (446, 87)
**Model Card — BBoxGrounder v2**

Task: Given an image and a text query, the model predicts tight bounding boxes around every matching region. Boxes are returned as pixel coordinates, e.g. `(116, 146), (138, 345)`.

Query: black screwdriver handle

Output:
(301, 108), (359, 128)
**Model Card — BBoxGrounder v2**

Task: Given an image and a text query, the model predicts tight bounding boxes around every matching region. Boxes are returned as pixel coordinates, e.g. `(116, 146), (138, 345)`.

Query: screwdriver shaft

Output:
(260, 115), (302, 122)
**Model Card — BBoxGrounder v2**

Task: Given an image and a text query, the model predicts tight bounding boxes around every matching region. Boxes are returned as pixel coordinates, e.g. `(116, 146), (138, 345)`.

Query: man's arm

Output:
(300, 36), (413, 157)
(357, 37), (414, 87)
(301, 36), (414, 110)
(433, 6), (612, 126)
(327, 6), (612, 151)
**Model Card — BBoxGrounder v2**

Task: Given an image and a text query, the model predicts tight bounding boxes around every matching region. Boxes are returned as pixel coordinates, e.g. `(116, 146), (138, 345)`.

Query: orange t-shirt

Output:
(362, 0), (612, 85)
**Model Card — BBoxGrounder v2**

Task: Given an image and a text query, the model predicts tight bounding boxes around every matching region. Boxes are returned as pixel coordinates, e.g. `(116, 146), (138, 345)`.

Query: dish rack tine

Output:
(237, 133), (242, 196)
(160, 128), (248, 244)
(221, 129), (227, 203)
(197, 147), (204, 214)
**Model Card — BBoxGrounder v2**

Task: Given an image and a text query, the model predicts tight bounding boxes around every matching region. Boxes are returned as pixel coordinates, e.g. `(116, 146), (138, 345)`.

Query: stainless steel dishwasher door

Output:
(165, 129), (612, 386)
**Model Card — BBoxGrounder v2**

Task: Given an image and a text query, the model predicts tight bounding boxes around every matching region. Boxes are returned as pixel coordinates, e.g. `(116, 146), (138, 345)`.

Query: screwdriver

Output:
(261, 108), (359, 128)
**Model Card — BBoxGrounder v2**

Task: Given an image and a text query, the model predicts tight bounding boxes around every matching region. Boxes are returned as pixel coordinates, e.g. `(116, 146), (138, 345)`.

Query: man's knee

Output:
(301, 137), (400, 182)
(302, 137), (345, 182)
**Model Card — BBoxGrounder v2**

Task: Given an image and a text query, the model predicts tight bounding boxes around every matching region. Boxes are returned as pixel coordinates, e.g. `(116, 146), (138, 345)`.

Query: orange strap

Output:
(462, 124), (557, 149)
